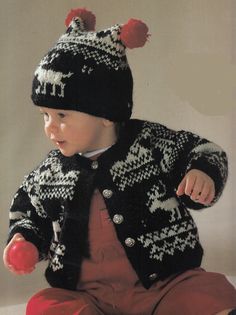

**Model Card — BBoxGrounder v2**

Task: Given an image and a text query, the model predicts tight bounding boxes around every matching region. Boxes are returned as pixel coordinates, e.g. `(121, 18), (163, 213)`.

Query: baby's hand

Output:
(3, 233), (36, 275)
(176, 169), (215, 205)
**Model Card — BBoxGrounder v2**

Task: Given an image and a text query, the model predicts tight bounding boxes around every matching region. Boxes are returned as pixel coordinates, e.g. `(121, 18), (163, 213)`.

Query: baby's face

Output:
(39, 107), (112, 157)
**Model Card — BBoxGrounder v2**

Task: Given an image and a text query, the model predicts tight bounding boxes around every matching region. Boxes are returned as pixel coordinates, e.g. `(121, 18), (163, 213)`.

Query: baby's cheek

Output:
(44, 127), (51, 139)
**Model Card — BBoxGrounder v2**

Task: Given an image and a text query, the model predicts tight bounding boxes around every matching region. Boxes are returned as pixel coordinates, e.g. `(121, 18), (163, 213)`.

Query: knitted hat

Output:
(31, 8), (149, 122)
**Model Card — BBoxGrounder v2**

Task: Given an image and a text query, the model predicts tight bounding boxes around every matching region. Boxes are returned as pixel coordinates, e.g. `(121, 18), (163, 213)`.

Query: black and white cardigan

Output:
(7, 119), (228, 290)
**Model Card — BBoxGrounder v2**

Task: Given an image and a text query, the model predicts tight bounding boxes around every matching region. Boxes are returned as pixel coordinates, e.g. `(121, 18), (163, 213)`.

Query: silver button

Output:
(125, 237), (135, 247)
(91, 161), (98, 170)
(148, 273), (158, 281)
(113, 214), (124, 224)
(102, 189), (113, 199)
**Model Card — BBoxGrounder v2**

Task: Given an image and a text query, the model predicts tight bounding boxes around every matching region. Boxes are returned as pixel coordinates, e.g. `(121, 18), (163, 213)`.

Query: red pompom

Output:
(120, 19), (149, 49)
(65, 8), (96, 31)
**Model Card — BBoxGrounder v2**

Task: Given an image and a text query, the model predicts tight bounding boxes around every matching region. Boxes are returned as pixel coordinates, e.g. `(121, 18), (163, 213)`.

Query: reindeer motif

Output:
(35, 66), (73, 98)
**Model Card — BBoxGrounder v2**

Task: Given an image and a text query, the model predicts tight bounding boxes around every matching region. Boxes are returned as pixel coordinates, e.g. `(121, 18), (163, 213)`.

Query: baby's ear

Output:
(102, 118), (114, 127)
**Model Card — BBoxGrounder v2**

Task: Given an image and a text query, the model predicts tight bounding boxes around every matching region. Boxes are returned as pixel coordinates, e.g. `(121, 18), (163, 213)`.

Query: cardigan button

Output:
(102, 189), (113, 199)
(113, 214), (124, 224)
(125, 237), (135, 247)
(148, 273), (158, 281)
(91, 161), (98, 170)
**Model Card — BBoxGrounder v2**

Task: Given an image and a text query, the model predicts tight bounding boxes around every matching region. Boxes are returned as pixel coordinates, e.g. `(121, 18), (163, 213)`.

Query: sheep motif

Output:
(35, 66), (73, 98)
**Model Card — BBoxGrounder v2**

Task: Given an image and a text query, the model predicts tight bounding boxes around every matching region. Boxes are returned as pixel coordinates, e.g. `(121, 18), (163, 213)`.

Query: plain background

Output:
(0, 0), (236, 307)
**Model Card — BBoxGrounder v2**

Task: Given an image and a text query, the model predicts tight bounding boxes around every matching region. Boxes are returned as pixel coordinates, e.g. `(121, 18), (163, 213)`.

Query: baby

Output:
(3, 8), (236, 315)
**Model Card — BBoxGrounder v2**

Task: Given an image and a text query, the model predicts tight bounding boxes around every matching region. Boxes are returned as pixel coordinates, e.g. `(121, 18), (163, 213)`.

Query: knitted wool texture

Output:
(31, 14), (134, 122)
(8, 120), (228, 290)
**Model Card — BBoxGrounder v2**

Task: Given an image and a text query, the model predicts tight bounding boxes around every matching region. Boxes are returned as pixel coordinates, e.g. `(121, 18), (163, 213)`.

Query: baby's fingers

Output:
(185, 175), (197, 196)
(190, 177), (204, 200)
(203, 188), (215, 205)
(176, 177), (186, 196)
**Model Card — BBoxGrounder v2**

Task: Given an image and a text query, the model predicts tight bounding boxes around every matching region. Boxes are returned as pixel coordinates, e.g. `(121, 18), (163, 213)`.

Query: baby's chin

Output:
(57, 148), (77, 157)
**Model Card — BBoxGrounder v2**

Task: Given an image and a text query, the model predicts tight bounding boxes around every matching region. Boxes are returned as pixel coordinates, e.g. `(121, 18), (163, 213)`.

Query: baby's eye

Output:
(58, 112), (66, 119)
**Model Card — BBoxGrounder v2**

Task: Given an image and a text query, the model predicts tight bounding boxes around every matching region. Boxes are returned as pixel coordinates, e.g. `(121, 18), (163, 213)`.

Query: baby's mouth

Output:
(55, 140), (66, 147)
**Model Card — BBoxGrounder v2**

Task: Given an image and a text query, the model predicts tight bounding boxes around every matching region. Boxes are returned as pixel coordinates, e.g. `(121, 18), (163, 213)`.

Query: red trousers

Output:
(26, 189), (236, 315)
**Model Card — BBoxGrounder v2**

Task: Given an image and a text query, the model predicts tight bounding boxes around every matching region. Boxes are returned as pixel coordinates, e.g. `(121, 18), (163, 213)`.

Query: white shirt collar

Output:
(81, 145), (112, 158)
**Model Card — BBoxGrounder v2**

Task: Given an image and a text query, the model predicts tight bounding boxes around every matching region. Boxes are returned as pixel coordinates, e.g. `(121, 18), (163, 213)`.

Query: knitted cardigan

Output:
(7, 119), (228, 290)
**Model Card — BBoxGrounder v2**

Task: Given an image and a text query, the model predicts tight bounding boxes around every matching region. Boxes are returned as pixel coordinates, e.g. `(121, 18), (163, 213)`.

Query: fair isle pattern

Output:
(34, 21), (128, 99)
(142, 121), (177, 173)
(59, 21), (127, 69)
(17, 172), (47, 219)
(142, 121), (191, 174)
(35, 66), (74, 98)
(28, 151), (80, 199)
(49, 242), (66, 272)
(7, 120), (228, 290)
(110, 141), (160, 191)
(9, 218), (40, 237)
(36, 21), (127, 88)
(56, 42), (128, 70)
(21, 151), (80, 218)
(34, 48), (74, 98)
(143, 121), (228, 199)
(8, 188), (43, 241)
(154, 138), (175, 173)
(137, 220), (198, 262)
(32, 16), (133, 122)
(190, 142), (228, 183)
(146, 183), (183, 222)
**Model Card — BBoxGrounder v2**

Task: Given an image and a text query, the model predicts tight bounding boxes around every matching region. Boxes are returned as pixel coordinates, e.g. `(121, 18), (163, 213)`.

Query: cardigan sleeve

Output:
(171, 129), (228, 210)
(7, 171), (53, 261)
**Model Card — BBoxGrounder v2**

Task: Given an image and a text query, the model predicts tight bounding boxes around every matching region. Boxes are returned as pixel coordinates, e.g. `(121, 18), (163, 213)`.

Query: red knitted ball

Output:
(120, 19), (149, 49)
(65, 8), (96, 31)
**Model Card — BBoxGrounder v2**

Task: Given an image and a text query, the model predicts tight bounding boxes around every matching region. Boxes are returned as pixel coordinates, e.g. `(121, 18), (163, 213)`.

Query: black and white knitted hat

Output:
(31, 8), (149, 122)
